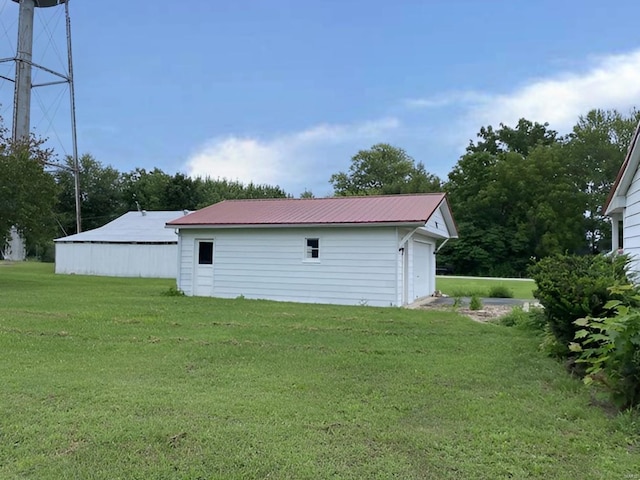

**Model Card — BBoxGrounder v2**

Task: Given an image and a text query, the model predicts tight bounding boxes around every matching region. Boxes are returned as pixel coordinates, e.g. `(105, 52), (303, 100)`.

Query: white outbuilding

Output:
(55, 211), (187, 278)
(166, 194), (458, 307)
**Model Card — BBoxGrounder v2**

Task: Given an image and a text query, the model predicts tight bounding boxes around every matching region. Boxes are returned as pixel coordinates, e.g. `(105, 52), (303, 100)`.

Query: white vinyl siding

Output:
(54, 243), (177, 278)
(624, 168), (640, 272)
(424, 205), (452, 238)
(177, 227), (399, 307)
(177, 232), (198, 294)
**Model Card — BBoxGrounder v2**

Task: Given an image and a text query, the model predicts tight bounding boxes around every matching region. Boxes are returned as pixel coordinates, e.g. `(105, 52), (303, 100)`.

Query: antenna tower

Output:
(0, 0), (81, 233)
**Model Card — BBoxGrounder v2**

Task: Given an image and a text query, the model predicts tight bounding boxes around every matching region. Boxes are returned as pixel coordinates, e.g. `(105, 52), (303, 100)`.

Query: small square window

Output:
(305, 238), (319, 259)
(198, 241), (213, 265)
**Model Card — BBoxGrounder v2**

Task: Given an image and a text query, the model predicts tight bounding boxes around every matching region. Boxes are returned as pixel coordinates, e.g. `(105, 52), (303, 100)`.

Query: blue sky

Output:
(2, 1), (640, 197)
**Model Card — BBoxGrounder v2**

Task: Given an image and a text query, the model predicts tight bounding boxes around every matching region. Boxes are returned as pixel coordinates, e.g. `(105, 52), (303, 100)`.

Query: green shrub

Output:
(498, 306), (545, 330)
(539, 327), (570, 359)
(526, 307), (547, 331)
(570, 285), (640, 410)
(469, 295), (483, 311)
(497, 306), (527, 326)
(488, 285), (514, 298)
(161, 286), (185, 297)
(528, 253), (635, 356)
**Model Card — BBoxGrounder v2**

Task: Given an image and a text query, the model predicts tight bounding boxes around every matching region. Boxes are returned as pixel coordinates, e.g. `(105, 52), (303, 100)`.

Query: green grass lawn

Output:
(437, 275), (536, 299)
(0, 263), (637, 479)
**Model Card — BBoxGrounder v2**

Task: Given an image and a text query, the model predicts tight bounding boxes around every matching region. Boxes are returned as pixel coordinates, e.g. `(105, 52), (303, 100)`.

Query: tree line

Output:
(53, 157), (287, 236)
(0, 119), (287, 256)
(2, 108), (638, 275)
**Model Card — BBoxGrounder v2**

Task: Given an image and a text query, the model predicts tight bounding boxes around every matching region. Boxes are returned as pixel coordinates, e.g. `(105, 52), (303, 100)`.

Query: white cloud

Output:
(184, 117), (401, 195)
(186, 137), (283, 186)
(285, 117), (399, 145)
(408, 48), (640, 153)
(404, 91), (492, 109)
(470, 49), (640, 131)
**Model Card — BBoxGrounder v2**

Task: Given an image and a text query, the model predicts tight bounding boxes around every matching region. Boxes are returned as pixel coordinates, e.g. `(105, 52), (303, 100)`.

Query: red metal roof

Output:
(167, 194), (448, 227)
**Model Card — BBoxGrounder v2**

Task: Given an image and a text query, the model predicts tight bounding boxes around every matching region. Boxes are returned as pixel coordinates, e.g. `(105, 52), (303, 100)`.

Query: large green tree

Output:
(0, 137), (58, 251)
(441, 111), (640, 276)
(121, 167), (172, 212)
(564, 109), (640, 253)
(330, 143), (441, 196)
(441, 119), (583, 276)
(54, 154), (124, 234)
(467, 118), (558, 156)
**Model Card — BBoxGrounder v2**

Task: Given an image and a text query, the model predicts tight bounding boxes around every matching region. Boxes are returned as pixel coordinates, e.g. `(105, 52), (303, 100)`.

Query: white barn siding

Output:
(178, 227), (400, 307)
(624, 166), (640, 272)
(55, 243), (177, 278)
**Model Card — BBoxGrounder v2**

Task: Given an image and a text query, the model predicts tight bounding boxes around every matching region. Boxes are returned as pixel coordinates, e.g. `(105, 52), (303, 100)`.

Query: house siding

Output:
(624, 166), (640, 272)
(423, 206), (450, 238)
(177, 227), (400, 307)
(55, 243), (177, 278)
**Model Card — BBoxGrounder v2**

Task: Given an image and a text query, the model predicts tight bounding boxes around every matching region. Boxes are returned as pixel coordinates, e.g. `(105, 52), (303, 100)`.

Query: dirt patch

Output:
(416, 301), (517, 323)
(453, 305), (515, 323)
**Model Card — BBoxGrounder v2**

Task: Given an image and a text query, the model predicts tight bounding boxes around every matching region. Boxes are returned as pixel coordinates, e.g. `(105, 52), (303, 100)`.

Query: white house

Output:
(55, 210), (188, 278)
(605, 121), (640, 272)
(1, 226), (26, 261)
(166, 194), (458, 307)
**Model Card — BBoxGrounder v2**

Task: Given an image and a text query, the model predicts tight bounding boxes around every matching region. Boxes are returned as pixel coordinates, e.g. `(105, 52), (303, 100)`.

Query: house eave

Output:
(166, 221), (428, 230)
(604, 196), (626, 216)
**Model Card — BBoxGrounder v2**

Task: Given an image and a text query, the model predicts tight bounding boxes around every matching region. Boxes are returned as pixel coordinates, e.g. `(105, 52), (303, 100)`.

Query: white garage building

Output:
(55, 211), (187, 278)
(167, 194), (458, 307)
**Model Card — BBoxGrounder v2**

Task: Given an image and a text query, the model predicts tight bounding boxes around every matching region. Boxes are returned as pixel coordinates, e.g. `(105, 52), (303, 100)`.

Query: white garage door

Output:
(413, 240), (431, 300)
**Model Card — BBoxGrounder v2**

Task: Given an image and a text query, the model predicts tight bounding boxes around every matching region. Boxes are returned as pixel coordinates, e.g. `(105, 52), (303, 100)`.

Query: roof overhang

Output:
(437, 196), (459, 238)
(166, 221), (428, 230)
(604, 119), (640, 216)
(54, 240), (177, 244)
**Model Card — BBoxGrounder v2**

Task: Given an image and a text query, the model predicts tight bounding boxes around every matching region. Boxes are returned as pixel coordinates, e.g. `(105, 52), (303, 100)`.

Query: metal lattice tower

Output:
(1, 0), (81, 233)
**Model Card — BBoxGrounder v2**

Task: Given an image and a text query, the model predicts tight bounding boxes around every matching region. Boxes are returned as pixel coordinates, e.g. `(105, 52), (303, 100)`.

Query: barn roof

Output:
(167, 194), (456, 231)
(55, 211), (188, 243)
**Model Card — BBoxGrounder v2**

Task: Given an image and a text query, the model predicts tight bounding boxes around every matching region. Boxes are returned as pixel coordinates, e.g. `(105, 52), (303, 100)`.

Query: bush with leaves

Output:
(498, 306), (546, 330)
(487, 285), (514, 298)
(469, 295), (483, 311)
(529, 253), (635, 356)
(570, 285), (640, 410)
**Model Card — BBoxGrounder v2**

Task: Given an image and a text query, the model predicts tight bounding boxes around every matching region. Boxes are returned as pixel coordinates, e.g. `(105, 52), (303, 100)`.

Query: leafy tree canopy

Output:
(564, 108), (640, 253)
(0, 121), (57, 251)
(467, 118), (558, 156)
(330, 143), (442, 196)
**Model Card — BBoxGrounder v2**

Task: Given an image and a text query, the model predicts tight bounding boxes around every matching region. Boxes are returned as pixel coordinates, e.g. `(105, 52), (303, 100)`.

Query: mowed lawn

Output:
(437, 276), (536, 299)
(0, 263), (637, 479)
